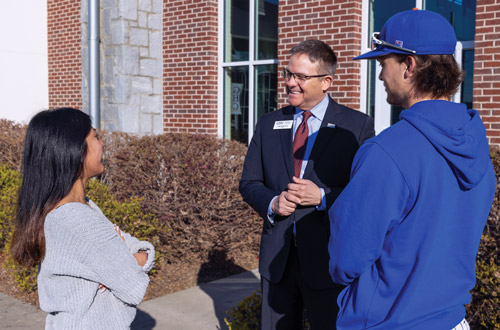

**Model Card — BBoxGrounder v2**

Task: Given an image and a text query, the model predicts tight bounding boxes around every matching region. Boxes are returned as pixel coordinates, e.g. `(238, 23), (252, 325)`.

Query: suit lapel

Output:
(279, 106), (295, 180)
(303, 98), (342, 179)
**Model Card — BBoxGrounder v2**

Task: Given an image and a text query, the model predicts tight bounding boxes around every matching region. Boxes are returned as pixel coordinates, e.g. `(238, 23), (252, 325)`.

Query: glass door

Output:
(366, 0), (419, 134)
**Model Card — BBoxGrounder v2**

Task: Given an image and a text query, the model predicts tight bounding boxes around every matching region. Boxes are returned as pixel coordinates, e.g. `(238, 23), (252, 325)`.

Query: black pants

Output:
(261, 242), (343, 330)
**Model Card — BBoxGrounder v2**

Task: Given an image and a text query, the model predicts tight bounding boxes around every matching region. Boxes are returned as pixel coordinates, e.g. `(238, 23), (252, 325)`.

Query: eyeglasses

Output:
(282, 68), (328, 83)
(371, 32), (416, 54)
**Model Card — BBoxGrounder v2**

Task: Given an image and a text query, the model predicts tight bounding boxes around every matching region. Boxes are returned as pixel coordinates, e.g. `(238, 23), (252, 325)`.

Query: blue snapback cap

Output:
(354, 10), (457, 60)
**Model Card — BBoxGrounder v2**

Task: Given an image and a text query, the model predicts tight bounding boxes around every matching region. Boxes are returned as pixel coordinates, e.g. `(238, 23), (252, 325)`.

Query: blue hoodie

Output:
(328, 100), (496, 329)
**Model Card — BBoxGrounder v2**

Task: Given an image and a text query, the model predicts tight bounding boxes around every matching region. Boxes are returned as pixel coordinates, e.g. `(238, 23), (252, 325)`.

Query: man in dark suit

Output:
(239, 40), (375, 329)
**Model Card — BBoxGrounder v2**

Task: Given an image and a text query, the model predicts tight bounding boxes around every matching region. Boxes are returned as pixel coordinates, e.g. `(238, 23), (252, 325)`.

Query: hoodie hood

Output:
(401, 100), (491, 190)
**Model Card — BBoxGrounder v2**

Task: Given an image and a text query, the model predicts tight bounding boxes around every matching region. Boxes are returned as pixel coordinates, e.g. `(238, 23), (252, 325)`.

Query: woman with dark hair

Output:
(10, 108), (154, 330)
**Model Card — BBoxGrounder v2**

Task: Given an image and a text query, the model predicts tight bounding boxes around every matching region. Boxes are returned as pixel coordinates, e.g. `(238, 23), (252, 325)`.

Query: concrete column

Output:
(82, 0), (163, 134)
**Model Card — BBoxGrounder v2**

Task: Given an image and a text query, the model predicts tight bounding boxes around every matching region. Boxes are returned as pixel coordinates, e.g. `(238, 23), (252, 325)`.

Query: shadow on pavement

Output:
(131, 308), (156, 330)
(197, 248), (259, 329)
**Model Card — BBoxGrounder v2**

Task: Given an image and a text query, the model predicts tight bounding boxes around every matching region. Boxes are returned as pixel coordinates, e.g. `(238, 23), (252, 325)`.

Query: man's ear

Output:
(405, 56), (417, 78)
(322, 75), (333, 93)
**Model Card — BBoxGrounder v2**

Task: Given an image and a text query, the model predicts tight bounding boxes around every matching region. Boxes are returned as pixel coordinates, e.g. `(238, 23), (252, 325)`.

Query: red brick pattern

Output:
(47, 0), (82, 109)
(277, 0), (363, 110)
(474, 0), (500, 145)
(163, 0), (219, 134)
(46, 1), (500, 141)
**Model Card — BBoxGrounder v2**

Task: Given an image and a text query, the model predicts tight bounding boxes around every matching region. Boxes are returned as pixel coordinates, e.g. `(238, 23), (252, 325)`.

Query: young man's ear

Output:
(405, 56), (417, 77)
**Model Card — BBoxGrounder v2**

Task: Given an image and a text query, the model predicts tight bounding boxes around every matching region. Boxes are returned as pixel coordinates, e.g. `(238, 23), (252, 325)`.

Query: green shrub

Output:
(85, 179), (164, 274)
(85, 178), (163, 246)
(0, 164), (38, 293)
(468, 257), (500, 329)
(466, 148), (500, 329)
(225, 291), (261, 330)
(0, 164), (20, 250)
(3, 238), (39, 293)
(225, 291), (311, 330)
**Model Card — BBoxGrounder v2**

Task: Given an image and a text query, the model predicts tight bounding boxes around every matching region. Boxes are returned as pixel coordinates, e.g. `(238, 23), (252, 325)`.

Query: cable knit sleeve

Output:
(87, 199), (155, 272)
(86, 199), (156, 273)
(48, 204), (151, 306)
(121, 231), (156, 272)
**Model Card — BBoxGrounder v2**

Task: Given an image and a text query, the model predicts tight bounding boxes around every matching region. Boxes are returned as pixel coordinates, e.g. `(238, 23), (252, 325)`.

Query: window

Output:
(425, 0), (476, 109)
(460, 49), (474, 109)
(365, 0), (414, 129)
(362, 0), (476, 134)
(219, 0), (279, 144)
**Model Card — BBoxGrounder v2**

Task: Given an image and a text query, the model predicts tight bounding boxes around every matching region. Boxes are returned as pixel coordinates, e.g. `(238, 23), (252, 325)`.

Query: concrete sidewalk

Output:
(0, 292), (45, 329)
(0, 269), (260, 330)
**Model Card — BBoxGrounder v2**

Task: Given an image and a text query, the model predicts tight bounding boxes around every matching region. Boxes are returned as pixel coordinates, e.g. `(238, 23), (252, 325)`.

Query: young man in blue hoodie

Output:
(327, 10), (496, 330)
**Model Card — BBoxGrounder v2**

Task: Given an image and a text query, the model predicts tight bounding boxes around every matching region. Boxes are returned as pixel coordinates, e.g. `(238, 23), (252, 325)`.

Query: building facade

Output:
(47, 0), (500, 145)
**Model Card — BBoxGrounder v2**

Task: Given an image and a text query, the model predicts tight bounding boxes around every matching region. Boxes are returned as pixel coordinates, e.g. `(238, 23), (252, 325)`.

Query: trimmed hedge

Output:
(99, 132), (261, 264)
(0, 120), (25, 171)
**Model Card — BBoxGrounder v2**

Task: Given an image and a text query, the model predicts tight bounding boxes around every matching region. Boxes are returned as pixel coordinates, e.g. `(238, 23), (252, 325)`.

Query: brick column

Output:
(163, 0), (218, 134)
(277, 0), (363, 110)
(473, 0), (500, 145)
(47, 0), (82, 109)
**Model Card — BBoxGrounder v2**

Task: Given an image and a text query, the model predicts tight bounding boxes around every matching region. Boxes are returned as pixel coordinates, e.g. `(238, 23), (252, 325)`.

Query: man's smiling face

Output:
(286, 54), (331, 111)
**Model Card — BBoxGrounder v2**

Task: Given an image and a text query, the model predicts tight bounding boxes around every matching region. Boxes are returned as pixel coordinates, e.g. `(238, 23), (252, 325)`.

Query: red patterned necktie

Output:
(293, 111), (313, 178)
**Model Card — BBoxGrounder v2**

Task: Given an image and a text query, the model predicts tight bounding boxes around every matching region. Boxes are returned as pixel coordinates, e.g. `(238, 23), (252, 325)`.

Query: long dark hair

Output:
(11, 108), (92, 267)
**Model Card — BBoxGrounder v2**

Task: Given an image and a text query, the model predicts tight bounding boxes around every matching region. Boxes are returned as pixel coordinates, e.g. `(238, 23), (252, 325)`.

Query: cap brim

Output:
(353, 48), (392, 60)
(353, 47), (414, 60)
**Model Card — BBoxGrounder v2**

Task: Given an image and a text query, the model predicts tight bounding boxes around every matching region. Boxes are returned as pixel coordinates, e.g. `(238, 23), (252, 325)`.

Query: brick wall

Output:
(163, 0), (218, 134)
(474, 0), (500, 145)
(277, 0), (363, 110)
(47, 0), (82, 109)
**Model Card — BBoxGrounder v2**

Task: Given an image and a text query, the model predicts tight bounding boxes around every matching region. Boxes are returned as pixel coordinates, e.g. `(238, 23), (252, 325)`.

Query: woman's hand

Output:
(114, 226), (125, 241)
(133, 251), (148, 267)
(115, 225), (148, 267)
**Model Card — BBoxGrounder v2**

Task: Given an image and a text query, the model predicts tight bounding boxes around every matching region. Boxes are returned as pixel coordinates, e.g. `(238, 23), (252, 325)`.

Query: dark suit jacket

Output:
(239, 96), (375, 289)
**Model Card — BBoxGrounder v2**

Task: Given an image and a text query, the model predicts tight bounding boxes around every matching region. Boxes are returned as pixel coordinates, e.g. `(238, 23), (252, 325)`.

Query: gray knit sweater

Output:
(37, 200), (155, 330)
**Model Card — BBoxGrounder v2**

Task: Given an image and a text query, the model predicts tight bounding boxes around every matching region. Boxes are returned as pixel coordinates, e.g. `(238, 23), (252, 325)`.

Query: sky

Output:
(0, 0), (48, 124)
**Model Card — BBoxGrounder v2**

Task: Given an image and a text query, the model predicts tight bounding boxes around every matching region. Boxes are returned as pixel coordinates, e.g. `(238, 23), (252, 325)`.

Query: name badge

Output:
(273, 120), (293, 130)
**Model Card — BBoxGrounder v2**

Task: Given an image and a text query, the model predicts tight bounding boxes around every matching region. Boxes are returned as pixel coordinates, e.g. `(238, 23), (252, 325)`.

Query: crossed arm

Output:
(114, 226), (148, 266)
